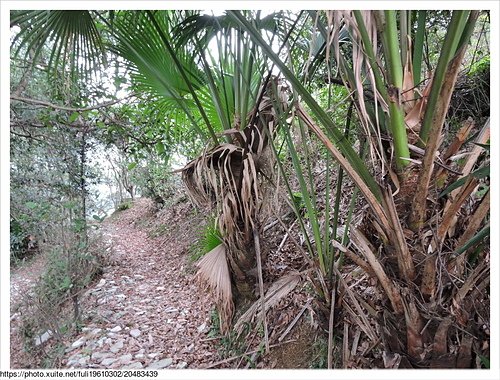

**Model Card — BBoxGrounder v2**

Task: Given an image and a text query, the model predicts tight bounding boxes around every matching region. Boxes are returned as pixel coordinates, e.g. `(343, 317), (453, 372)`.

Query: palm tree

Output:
(11, 9), (292, 334)
(11, 9), (490, 367)
(230, 9), (489, 367)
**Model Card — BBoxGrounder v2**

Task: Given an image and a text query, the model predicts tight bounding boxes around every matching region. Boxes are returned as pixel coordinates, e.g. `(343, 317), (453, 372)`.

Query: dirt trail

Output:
(63, 198), (217, 369)
(10, 252), (48, 368)
(11, 198), (219, 369)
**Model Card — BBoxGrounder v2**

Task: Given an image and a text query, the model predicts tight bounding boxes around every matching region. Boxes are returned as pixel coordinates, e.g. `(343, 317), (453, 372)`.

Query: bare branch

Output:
(10, 95), (133, 112)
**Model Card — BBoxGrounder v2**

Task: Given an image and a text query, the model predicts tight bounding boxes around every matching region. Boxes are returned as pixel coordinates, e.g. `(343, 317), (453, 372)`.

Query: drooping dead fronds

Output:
(195, 243), (233, 333)
(182, 80), (289, 251)
(234, 272), (301, 335)
(182, 143), (259, 248)
(324, 10), (389, 173)
(183, 79), (290, 331)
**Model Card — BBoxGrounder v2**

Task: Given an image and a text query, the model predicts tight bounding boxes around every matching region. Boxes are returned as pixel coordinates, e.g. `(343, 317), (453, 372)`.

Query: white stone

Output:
(34, 330), (53, 346)
(129, 329), (141, 338)
(101, 358), (117, 366)
(91, 352), (112, 361)
(147, 358), (173, 369)
(110, 340), (124, 353)
(119, 353), (133, 363)
(66, 358), (79, 368)
(176, 361), (188, 369)
(197, 323), (206, 333)
(78, 356), (89, 366)
(109, 325), (122, 333)
(91, 328), (102, 335)
(134, 353), (145, 360)
(71, 336), (87, 348)
(124, 362), (143, 369)
(97, 297), (108, 305)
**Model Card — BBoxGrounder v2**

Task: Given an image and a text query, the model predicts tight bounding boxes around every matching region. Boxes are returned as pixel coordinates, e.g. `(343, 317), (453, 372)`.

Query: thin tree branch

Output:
(10, 129), (45, 142)
(12, 48), (35, 97)
(253, 224), (269, 354)
(10, 95), (133, 112)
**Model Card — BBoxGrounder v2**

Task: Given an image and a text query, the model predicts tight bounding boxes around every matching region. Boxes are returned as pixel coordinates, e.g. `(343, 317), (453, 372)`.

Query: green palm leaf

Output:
(11, 10), (105, 80)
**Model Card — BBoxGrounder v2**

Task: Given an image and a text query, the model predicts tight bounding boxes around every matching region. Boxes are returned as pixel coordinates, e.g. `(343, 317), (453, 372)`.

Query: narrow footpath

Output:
(63, 198), (217, 369)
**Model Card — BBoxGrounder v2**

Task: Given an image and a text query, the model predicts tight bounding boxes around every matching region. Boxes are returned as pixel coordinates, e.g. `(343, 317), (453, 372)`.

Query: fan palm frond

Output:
(11, 10), (106, 80)
(195, 243), (233, 333)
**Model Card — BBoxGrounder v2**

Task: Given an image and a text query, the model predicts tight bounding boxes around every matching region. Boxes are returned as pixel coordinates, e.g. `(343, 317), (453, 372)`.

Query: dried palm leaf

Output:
(350, 228), (403, 314)
(234, 272), (301, 335)
(402, 37), (416, 113)
(404, 75), (432, 131)
(195, 243), (233, 333)
(324, 10), (389, 181)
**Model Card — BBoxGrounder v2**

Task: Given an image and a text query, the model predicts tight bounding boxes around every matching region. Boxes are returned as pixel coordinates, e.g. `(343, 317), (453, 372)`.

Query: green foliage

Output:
(131, 157), (184, 207)
(11, 10), (105, 81)
(92, 214), (106, 223)
(309, 334), (341, 369)
(207, 307), (248, 359)
(456, 224), (489, 255)
(189, 221), (222, 262)
(310, 335), (328, 368)
(468, 56), (490, 76)
(439, 166), (489, 198)
(10, 124), (84, 262)
(37, 249), (73, 300)
(36, 238), (99, 306)
(207, 307), (221, 337)
(478, 354), (490, 369)
(116, 200), (132, 211)
(291, 191), (305, 210)
(10, 217), (32, 263)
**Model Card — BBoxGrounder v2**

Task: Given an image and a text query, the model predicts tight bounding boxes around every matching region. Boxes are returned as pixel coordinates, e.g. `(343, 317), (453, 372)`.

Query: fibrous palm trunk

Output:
(181, 78), (289, 329)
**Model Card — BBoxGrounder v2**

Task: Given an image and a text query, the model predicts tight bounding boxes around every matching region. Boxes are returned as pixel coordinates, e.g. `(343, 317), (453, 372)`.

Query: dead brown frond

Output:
(195, 243), (233, 333)
(324, 11), (389, 175)
(350, 228), (403, 314)
(234, 272), (301, 335)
